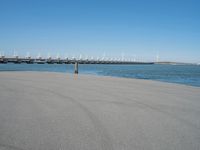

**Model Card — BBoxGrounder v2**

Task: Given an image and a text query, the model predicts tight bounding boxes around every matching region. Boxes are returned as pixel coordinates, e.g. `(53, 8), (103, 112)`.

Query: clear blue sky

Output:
(0, 0), (200, 62)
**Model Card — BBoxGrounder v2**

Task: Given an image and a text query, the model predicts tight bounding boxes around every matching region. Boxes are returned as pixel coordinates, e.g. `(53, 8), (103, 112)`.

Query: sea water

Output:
(0, 63), (200, 87)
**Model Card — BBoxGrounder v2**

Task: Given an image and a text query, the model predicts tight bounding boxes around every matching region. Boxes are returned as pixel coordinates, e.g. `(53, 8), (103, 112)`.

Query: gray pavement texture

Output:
(0, 71), (200, 150)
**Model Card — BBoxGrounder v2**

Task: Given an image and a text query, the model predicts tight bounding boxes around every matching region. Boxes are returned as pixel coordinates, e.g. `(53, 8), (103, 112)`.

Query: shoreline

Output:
(0, 70), (200, 88)
(0, 63), (200, 87)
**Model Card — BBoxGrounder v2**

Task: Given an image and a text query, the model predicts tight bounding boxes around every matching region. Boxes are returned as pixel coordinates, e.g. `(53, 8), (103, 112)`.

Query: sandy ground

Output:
(0, 71), (200, 150)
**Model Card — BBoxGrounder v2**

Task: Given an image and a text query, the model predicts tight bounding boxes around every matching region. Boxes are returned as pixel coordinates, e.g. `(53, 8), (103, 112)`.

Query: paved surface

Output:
(0, 72), (200, 150)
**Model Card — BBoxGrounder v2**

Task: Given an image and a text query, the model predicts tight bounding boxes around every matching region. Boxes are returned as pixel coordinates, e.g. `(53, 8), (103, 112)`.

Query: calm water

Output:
(0, 63), (200, 87)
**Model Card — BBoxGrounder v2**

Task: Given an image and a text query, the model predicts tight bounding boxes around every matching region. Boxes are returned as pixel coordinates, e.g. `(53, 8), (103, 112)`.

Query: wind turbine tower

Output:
(26, 52), (30, 59)
(156, 53), (160, 62)
(121, 52), (125, 61)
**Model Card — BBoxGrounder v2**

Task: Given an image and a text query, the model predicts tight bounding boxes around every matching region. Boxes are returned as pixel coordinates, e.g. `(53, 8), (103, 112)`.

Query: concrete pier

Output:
(0, 72), (200, 150)
(0, 57), (155, 65)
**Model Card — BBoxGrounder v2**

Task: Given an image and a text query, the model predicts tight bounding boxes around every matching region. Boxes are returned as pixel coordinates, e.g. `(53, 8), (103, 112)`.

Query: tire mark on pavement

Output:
(0, 144), (25, 150)
(0, 78), (114, 150)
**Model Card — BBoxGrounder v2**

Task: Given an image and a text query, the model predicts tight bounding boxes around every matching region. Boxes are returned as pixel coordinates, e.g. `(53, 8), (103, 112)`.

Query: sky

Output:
(0, 0), (200, 62)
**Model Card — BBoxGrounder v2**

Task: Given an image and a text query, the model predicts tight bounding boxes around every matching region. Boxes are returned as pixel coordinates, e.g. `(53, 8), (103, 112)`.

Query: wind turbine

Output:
(25, 52), (30, 59)
(79, 54), (82, 60)
(121, 52), (125, 62)
(13, 50), (19, 59)
(47, 53), (51, 59)
(64, 53), (68, 59)
(156, 52), (160, 62)
(1, 51), (5, 58)
(102, 52), (106, 61)
(132, 55), (136, 62)
(91, 56), (94, 60)
(85, 55), (88, 60)
(37, 53), (41, 59)
(71, 55), (75, 60)
(56, 53), (60, 60)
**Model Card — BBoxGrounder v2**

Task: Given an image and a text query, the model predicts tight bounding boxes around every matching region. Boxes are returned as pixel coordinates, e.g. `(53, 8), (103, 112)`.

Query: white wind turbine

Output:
(85, 55), (88, 60)
(133, 55), (136, 62)
(1, 51), (5, 58)
(91, 56), (94, 60)
(56, 53), (60, 59)
(101, 52), (106, 61)
(79, 54), (82, 60)
(37, 53), (41, 59)
(13, 50), (18, 58)
(47, 53), (51, 59)
(121, 52), (125, 62)
(156, 52), (160, 62)
(25, 52), (30, 58)
(64, 53), (68, 59)
(71, 55), (75, 60)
